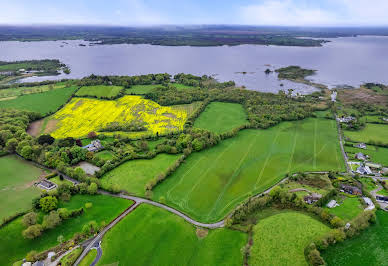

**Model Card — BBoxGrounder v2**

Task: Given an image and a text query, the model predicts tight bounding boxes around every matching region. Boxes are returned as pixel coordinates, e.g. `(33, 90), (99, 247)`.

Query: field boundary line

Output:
(287, 123), (298, 173)
(314, 118), (317, 169)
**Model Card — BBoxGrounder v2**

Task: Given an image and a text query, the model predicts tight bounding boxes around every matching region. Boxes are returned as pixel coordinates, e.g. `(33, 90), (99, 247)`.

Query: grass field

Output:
(46, 96), (192, 138)
(345, 145), (388, 166)
(80, 249), (97, 266)
(194, 102), (248, 134)
(0, 155), (43, 221)
(0, 86), (77, 115)
(125, 84), (163, 95)
(0, 194), (131, 265)
(249, 211), (330, 266)
(59, 247), (82, 266)
(345, 123), (388, 145)
(325, 197), (363, 221)
(95, 150), (114, 161)
(322, 211), (388, 266)
(153, 116), (345, 222)
(98, 204), (247, 266)
(100, 154), (180, 196)
(0, 82), (68, 99)
(49, 176), (74, 187)
(75, 85), (123, 99)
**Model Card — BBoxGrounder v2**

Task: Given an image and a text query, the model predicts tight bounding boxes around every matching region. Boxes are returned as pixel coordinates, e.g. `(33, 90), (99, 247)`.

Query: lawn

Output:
(249, 211), (330, 266)
(75, 85), (123, 99)
(46, 96), (190, 138)
(359, 177), (378, 192)
(0, 155), (43, 221)
(80, 249), (97, 266)
(95, 150), (114, 161)
(0, 194), (132, 265)
(194, 102), (248, 134)
(0, 86), (78, 115)
(49, 175), (74, 187)
(153, 117), (345, 222)
(125, 84), (164, 95)
(345, 123), (388, 146)
(59, 247), (82, 266)
(325, 197), (363, 221)
(345, 145), (388, 167)
(322, 211), (388, 266)
(100, 154), (180, 196)
(98, 204), (247, 266)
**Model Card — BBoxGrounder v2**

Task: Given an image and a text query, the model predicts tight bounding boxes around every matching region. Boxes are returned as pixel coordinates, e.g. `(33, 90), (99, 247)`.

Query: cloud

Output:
(239, 0), (388, 26)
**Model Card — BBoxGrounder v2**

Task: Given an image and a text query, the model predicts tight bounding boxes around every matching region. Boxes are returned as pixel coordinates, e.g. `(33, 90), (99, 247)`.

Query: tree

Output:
(21, 145), (33, 160)
(26, 250), (38, 262)
(88, 131), (97, 139)
(22, 224), (43, 239)
(87, 182), (98, 195)
(5, 138), (18, 153)
(82, 220), (98, 236)
(42, 211), (62, 229)
(39, 196), (58, 213)
(57, 235), (64, 244)
(22, 212), (37, 227)
(37, 134), (55, 145)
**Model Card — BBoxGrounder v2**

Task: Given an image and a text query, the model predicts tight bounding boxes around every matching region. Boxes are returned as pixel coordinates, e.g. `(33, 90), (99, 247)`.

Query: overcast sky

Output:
(1, 0), (388, 27)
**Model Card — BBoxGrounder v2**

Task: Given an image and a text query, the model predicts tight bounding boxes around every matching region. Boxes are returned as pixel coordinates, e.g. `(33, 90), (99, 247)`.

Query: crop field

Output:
(100, 154), (180, 196)
(249, 211), (330, 266)
(345, 145), (388, 166)
(0, 194), (131, 265)
(98, 204), (247, 266)
(194, 102), (248, 134)
(75, 85), (123, 99)
(0, 155), (43, 221)
(0, 82), (68, 99)
(325, 197), (363, 221)
(153, 117), (345, 222)
(0, 86), (77, 115)
(322, 211), (388, 266)
(345, 123), (388, 145)
(45, 96), (192, 138)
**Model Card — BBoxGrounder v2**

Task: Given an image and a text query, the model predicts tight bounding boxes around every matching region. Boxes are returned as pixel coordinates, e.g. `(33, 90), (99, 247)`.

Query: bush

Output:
(42, 211), (62, 229)
(22, 224), (43, 239)
(40, 196), (58, 213)
(22, 212), (38, 227)
(85, 202), (93, 209)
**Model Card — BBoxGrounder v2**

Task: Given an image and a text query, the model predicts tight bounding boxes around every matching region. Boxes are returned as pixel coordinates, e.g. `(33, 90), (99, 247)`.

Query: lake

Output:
(1, 36), (388, 94)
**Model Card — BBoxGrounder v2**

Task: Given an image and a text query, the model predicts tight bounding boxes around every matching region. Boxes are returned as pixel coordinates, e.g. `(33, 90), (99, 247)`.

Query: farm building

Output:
(356, 165), (372, 175)
(354, 143), (367, 149)
(36, 179), (57, 190)
(365, 162), (382, 170)
(82, 139), (103, 152)
(303, 193), (322, 204)
(355, 152), (367, 161)
(327, 200), (339, 208)
(340, 184), (362, 195)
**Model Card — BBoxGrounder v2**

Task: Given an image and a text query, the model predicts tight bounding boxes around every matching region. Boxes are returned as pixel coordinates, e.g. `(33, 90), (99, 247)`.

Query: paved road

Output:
(90, 242), (102, 266)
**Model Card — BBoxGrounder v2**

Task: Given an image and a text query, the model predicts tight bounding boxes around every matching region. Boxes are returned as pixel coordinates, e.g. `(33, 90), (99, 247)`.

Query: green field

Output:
(95, 150), (114, 161)
(49, 176), (74, 187)
(249, 211), (330, 266)
(0, 86), (77, 115)
(345, 145), (388, 167)
(80, 249), (97, 266)
(322, 211), (388, 266)
(98, 204), (247, 266)
(345, 123), (388, 145)
(125, 84), (163, 95)
(325, 197), (363, 221)
(59, 247), (82, 266)
(0, 194), (131, 265)
(75, 85), (123, 99)
(153, 117), (345, 222)
(0, 155), (43, 221)
(0, 82), (68, 99)
(194, 102), (248, 134)
(100, 154), (180, 196)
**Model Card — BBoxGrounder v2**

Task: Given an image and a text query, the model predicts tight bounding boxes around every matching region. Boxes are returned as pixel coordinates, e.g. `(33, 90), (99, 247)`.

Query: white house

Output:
(354, 143), (367, 149)
(357, 165), (372, 175)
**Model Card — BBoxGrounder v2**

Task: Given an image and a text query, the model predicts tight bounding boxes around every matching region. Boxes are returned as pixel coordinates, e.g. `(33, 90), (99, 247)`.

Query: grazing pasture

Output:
(0, 82), (68, 99)
(100, 154), (180, 196)
(46, 96), (191, 138)
(322, 211), (388, 266)
(153, 116), (345, 222)
(344, 123), (388, 145)
(0, 155), (43, 221)
(75, 85), (123, 99)
(0, 194), (131, 265)
(249, 211), (330, 266)
(98, 204), (247, 266)
(0, 86), (77, 115)
(194, 102), (248, 134)
(345, 145), (388, 166)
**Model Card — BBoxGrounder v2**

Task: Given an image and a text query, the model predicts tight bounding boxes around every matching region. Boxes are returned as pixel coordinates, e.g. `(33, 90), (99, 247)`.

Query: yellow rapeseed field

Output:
(50, 96), (188, 138)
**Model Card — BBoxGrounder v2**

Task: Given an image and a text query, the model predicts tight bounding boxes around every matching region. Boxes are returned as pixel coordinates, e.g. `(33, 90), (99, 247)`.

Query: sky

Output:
(1, 0), (388, 27)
